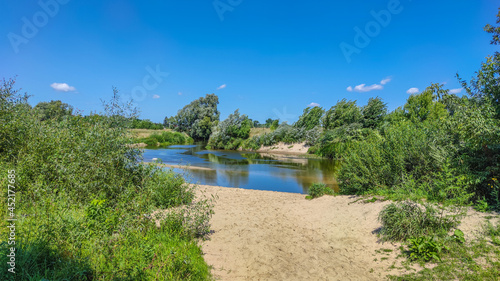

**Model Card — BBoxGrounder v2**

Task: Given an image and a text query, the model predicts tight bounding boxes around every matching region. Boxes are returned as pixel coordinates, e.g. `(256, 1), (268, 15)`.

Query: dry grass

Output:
(129, 128), (171, 138)
(250, 127), (271, 137)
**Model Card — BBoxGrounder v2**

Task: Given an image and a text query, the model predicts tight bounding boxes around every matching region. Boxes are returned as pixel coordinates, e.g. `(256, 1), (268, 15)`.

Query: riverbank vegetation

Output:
(0, 82), (214, 280)
(133, 130), (194, 147)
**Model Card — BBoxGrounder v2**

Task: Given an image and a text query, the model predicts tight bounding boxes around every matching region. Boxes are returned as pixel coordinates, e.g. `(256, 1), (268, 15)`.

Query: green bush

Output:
(407, 236), (449, 262)
(378, 201), (460, 242)
(207, 109), (252, 149)
(306, 182), (334, 199)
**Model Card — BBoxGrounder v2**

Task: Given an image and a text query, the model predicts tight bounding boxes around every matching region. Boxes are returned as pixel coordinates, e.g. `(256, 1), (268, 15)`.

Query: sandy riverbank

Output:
(240, 142), (310, 155)
(197, 185), (497, 281)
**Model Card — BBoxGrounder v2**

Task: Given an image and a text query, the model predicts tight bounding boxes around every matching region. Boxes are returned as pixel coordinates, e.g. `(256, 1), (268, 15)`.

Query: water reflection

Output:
(142, 144), (340, 194)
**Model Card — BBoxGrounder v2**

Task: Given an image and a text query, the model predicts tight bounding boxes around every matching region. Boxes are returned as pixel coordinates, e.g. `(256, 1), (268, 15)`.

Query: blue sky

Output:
(1, 0), (498, 123)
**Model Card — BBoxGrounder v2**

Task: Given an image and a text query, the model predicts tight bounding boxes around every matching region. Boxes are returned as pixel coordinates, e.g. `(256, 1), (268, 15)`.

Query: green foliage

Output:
(408, 236), (449, 262)
(403, 86), (448, 123)
(146, 168), (194, 208)
(131, 118), (163, 129)
(34, 100), (73, 121)
(165, 94), (220, 140)
(265, 118), (279, 128)
(306, 182), (334, 199)
(294, 106), (325, 130)
(242, 123), (322, 150)
(0, 80), (213, 280)
(451, 229), (465, 244)
(137, 131), (193, 147)
(85, 199), (118, 236)
(361, 97), (387, 128)
(323, 99), (362, 130)
(270, 119), (280, 131)
(378, 201), (460, 242)
(207, 109), (252, 149)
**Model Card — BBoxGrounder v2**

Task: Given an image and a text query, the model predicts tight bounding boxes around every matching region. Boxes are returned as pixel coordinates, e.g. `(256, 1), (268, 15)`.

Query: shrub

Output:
(407, 236), (449, 262)
(378, 201), (460, 242)
(207, 109), (252, 149)
(306, 183), (334, 199)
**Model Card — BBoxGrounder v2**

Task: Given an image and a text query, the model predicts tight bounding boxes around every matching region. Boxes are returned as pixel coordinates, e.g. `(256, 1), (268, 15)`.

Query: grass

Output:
(378, 201), (461, 242)
(249, 127), (271, 138)
(305, 182), (335, 199)
(129, 128), (171, 138)
(388, 220), (500, 280)
(133, 131), (193, 147)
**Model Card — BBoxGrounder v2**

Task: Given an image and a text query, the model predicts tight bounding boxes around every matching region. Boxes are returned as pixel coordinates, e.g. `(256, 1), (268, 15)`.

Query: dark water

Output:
(142, 144), (340, 194)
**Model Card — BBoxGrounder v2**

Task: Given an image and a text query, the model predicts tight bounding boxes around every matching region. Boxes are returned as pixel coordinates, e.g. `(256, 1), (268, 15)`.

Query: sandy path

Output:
(199, 185), (408, 281)
(199, 185), (499, 280)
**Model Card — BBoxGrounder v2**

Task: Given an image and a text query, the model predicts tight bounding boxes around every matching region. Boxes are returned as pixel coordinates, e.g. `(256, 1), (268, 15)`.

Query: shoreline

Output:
(142, 162), (214, 171)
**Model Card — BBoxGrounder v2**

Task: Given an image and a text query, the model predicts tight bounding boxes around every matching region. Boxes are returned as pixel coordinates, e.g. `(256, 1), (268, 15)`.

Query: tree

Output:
(294, 106), (325, 130)
(458, 7), (500, 119)
(163, 116), (176, 129)
(34, 100), (73, 121)
(484, 7), (500, 46)
(270, 119), (280, 131)
(265, 118), (277, 128)
(165, 94), (220, 140)
(361, 97), (387, 129)
(323, 99), (362, 130)
(208, 109), (252, 149)
(403, 85), (448, 123)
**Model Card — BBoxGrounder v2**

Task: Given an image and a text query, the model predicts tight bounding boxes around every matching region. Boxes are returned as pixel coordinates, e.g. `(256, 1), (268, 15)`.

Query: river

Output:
(142, 144), (339, 194)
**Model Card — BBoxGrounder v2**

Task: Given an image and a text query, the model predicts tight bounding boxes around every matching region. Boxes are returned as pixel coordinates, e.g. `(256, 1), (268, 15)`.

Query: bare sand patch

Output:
(253, 142), (310, 155)
(198, 185), (496, 281)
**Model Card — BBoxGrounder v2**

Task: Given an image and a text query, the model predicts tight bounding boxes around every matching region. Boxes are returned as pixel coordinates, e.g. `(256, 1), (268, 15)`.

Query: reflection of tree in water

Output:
(255, 154), (341, 193)
(219, 168), (250, 188)
(189, 152), (251, 188)
(170, 144), (341, 192)
(185, 168), (218, 186)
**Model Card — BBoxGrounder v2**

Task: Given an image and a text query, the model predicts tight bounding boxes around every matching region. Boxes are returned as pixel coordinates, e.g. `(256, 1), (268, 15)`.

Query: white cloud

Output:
(178, 92), (182, 95)
(407, 87), (419, 94)
(217, 84), (226, 90)
(353, 84), (383, 92)
(449, 88), (463, 94)
(307, 102), (320, 107)
(380, 77), (391, 85)
(50, 82), (76, 92)
(152, 94), (160, 99)
(347, 77), (390, 93)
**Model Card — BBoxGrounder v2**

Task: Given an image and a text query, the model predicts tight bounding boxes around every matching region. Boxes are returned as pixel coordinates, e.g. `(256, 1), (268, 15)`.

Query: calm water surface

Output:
(142, 144), (339, 194)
